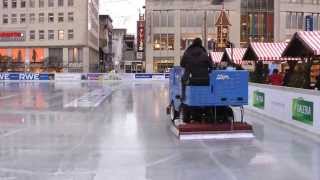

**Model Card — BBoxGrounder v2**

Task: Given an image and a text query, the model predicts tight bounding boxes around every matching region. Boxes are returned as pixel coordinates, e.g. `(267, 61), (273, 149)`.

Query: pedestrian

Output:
(315, 74), (320, 90)
(282, 69), (291, 86)
(288, 64), (306, 88)
(180, 38), (213, 99)
(268, 69), (283, 86)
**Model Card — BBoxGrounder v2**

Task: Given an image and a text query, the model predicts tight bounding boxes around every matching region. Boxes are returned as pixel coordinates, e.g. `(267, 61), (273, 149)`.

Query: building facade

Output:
(99, 15), (113, 72)
(145, 0), (320, 73)
(112, 28), (126, 72)
(0, 0), (99, 73)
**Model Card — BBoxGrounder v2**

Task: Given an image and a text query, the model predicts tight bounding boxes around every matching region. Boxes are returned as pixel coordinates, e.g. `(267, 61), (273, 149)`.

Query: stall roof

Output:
(224, 48), (246, 64)
(283, 31), (320, 57)
(243, 42), (299, 61)
(210, 52), (224, 63)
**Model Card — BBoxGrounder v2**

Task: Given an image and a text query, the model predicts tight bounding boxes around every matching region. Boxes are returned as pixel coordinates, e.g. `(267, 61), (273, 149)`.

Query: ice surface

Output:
(0, 81), (319, 180)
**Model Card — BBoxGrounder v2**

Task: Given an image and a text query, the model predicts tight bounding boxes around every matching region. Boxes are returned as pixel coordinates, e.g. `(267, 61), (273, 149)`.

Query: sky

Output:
(99, 0), (145, 35)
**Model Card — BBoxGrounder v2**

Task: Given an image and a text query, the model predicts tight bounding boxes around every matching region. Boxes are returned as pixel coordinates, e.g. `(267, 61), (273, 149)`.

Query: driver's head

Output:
(192, 38), (203, 47)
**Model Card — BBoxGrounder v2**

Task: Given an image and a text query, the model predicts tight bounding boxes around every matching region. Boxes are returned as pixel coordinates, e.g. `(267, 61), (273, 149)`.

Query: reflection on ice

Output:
(0, 81), (318, 180)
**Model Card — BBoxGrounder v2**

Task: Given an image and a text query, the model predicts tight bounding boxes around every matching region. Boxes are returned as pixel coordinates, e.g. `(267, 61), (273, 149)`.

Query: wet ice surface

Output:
(0, 81), (319, 180)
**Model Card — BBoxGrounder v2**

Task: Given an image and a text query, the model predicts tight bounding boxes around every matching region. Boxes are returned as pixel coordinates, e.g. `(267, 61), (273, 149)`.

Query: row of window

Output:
(2, 12), (73, 24)
(29, 29), (74, 40)
(2, 0), (73, 8)
(286, 12), (320, 30)
(289, 0), (320, 4)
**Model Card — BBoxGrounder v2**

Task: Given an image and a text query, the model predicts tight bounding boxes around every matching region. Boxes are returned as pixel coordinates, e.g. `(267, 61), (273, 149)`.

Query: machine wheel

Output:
(170, 103), (178, 122)
(180, 105), (190, 123)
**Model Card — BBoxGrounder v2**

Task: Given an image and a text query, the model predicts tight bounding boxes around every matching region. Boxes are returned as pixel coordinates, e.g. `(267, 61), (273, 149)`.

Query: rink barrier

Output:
(248, 83), (320, 135)
(0, 73), (170, 81)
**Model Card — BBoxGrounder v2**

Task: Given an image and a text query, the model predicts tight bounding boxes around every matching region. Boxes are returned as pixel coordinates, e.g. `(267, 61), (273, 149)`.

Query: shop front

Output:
(124, 61), (144, 73)
(153, 57), (174, 73)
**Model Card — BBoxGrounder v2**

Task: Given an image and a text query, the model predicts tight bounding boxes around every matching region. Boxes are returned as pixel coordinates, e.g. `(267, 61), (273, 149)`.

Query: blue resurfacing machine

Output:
(167, 67), (254, 140)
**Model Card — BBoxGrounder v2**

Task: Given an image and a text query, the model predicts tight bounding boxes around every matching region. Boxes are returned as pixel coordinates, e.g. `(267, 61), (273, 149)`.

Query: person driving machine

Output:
(180, 38), (213, 99)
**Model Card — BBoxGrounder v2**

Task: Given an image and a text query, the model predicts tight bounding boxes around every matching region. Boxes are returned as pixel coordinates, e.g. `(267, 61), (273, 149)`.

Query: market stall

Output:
(221, 48), (246, 65)
(210, 52), (224, 64)
(282, 31), (320, 87)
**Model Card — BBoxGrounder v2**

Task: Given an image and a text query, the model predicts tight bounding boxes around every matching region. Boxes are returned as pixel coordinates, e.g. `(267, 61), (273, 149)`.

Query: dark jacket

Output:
(180, 45), (212, 84)
(316, 75), (320, 90)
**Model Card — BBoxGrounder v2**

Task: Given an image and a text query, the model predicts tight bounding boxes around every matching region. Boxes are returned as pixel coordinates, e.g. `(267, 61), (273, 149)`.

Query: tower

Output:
(215, 8), (231, 50)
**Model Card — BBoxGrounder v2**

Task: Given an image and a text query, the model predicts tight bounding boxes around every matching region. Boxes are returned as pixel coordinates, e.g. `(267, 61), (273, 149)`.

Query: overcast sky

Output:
(99, 0), (145, 35)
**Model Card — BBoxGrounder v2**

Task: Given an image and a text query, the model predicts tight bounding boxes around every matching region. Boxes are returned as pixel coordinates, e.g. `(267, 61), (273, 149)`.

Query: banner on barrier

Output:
(152, 74), (165, 80)
(135, 74), (152, 79)
(253, 91), (265, 109)
(55, 73), (81, 81)
(0, 73), (52, 80)
(87, 73), (104, 80)
(292, 98), (313, 125)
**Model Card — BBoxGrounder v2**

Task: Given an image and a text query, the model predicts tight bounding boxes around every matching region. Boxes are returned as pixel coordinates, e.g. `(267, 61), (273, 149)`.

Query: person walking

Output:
(315, 74), (320, 90)
(268, 69), (283, 86)
(282, 69), (291, 86)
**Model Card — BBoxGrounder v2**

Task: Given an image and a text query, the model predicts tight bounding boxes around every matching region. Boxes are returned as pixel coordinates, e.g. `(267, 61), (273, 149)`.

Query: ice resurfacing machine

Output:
(167, 67), (254, 140)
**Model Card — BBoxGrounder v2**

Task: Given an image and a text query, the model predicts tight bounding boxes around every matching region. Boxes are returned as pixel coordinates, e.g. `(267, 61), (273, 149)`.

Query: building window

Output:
(312, 13), (320, 30)
(3, 0), (8, 8)
(2, 14), (8, 24)
(286, 12), (304, 29)
(39, 0), (44, 7)
(240, 0), (274, 44)
(58, 13), (64, 22)
(68, 12), (74, 22)
(29, 13), (35, 23)
(48, 30), (54, 40)
(58, 0), (64, 7)
(30, 48), (45, 63)
(11, 14), (17, 24)
(49, 48), (63, 65)
(21, 0), (26, 7)
(12, 0), (17, 8)
(58, 30), (64, 40)
(29, 0), (35, 7)
(313, 0), (320, 4)
(289, 0), (304, 3)
(48, 0), (54, 7)
(68, 0), (73, 6)
(20, 14), (26, 24)
(68, 48), (83, 63)
(30, 30), (35, 40)
(39, 13), (44, 23)
(39, 30), (45, 40)
(153, 34), (175, 50)
(48, 13), (54, 23)
(68, 29), (74, 40)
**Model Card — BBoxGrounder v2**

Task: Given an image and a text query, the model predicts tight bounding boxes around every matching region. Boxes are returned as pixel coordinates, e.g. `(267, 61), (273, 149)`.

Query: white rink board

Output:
(248, 83), (320, 135)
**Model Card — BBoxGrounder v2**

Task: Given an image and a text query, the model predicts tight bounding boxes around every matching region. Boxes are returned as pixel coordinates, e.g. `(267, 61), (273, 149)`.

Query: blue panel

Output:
(169, 67), (249, 108)
(135, 74), (152, 79)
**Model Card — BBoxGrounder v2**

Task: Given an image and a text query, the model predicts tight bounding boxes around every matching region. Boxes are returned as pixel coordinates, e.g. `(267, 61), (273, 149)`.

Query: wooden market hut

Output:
(282, 31), (320, 87)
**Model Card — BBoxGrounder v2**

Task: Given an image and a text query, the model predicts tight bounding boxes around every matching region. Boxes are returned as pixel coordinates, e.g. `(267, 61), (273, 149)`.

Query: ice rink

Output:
(0, 81), (319, 180)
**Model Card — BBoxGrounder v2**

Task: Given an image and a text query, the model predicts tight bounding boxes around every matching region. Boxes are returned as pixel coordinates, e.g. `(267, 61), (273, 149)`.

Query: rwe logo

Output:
(19, 73), (40, 80)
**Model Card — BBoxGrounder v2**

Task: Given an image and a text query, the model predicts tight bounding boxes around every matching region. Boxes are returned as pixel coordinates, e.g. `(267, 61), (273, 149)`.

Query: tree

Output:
(32, 49), (37, 63)
(17, 50), (22, 63)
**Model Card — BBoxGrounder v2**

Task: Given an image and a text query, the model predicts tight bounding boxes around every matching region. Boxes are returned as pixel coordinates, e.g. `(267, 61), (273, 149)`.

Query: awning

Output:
(210, 52), (224, 63)
(243, 42), (299, 61)
(224, 48), (246, 64)
(283, 31), (320, 57)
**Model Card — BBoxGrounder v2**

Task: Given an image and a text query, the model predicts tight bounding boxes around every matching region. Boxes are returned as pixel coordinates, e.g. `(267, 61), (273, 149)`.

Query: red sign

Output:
(0, 31), (25, 41)
(137, 20), (145, 52)
(0, 32), (23, 37)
